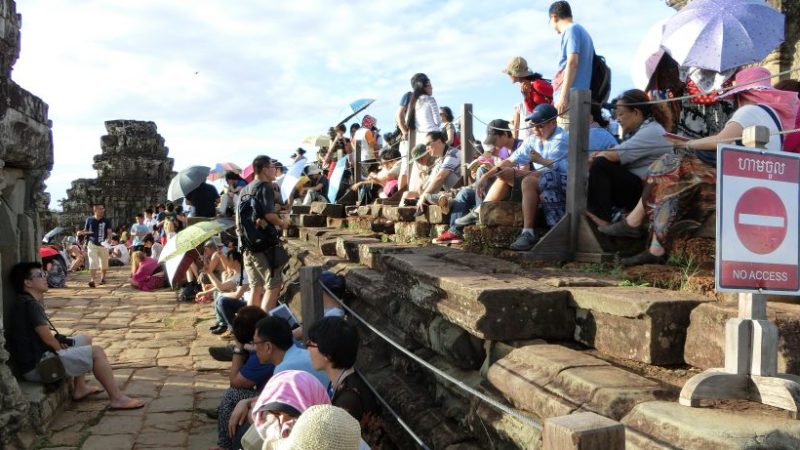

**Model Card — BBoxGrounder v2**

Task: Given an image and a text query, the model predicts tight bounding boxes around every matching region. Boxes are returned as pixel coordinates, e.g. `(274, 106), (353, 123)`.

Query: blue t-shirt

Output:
(84, 217), (112, 245)
(556, 23), (595, 98)
(588, 126), (618, 153)
(399, 92), (412, 107)
(240, 352), (275, 391)
(508, 127), (569, 173)
(130, 223), (151, 246)
(274, 344), (329, 387)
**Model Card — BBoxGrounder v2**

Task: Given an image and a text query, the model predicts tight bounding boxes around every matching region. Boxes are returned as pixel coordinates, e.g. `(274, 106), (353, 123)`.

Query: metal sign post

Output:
(680, 126), (800, 418)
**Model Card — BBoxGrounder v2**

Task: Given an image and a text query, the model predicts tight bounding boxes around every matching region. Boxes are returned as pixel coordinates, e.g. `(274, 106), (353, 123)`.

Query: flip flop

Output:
(72, 385), (103, 401)
(108, 398), (145, 410)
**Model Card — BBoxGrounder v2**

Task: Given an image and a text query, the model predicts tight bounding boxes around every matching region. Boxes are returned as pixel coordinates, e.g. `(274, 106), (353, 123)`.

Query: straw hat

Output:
(271, 404), (361, 450)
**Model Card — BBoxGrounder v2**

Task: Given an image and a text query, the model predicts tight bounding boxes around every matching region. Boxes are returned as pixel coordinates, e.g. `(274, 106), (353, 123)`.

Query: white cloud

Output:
(12, 0), (675, 209)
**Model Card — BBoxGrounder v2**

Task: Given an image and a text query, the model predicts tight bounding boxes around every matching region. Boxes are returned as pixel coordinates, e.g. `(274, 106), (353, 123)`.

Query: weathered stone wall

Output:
(0, 0), (54, 445)
(59, 120), (174, 232)
(665, 0), (800, 78)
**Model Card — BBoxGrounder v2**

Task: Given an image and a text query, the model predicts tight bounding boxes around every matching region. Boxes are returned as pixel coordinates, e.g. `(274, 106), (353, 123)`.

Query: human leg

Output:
(510, 175), (542, 251)
(483, 177), (511, 202)
(216, 388), (258, 450)
(587, 157), (642, 225)
(243, 251), (265, 308)
(89, 345), (141, 408)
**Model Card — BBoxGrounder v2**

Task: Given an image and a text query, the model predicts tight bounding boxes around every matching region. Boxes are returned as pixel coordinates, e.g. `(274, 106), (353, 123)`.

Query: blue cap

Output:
(525, 103), (558, 125)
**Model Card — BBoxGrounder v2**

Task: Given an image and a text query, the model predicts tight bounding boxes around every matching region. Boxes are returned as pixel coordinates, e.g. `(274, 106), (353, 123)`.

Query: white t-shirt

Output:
(150, 242), (163, 261)
(414, 95), (442, 132)
(112, 244), (130, 265)
(729, 104), (782, 153)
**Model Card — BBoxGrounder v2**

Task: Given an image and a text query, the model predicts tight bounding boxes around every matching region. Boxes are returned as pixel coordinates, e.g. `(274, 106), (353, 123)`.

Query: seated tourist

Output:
(7, 262), (144, 409)
(142, 233), (163, 261)
(107, 234), (130, 266)
(300, 166), (330, 205)
(129, 251), (166, 291)
(398, 144), (434, 203)
(478, 104), (569, 251)
(291, 271), (346, 340)
(212, 306), (275, 450)
(206, 250), (251, 336)
(601, 67), (798, 266)
(414, 130), (462, 215)
(307, 317), (380, 428)
(65, 235), (85, 272)
(585, 89), (673, 227)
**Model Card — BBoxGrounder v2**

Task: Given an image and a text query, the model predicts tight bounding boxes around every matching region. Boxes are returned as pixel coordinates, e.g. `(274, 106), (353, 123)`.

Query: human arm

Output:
(228, 397), (258, 437)
(556, 53), (579, 115)
(666, 121), (744, 151)
(228, 348), (257, 389)
(589, 149), (620, 163)
(418, 170), (451, 205)
(34, 325), (64, 352)
(396, 105), (409, 137)
(444, 123), (456, 146)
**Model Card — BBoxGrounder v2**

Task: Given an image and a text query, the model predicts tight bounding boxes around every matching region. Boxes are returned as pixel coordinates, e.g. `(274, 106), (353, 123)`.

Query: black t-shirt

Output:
(8, 293), (51, 374)
(84, 217), (112, 245)
(316, 176), (330, 199)
(186, 183), (220, 218)
(239, 180), (278, 238)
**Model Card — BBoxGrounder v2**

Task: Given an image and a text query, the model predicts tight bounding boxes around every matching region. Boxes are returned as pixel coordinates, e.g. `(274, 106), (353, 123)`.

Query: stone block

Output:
(357, 205), (371, 216)
(479, 201), (523, 227)
(310, 201), (345, 217)
(426, 204), (449, 224)
(470, 401), (542, 450)
(566, 286), (710, 365)
(380, 252), (574, 340)
(346, 216), (375, 232)
(383, 206), (418, 222)
(327, 217), (347, 229)
(394, 222), (431, 242)
(622, 401), (800, 450)
(356, 242), (412, 270)
(292, 214), (327, 227)
(684, 301), (800, 374)
(463, 225), (520, 251)
(369, 204), (383, 216)
(18, 380), (70, 433)
(298, 227), (331, 242)
(290, 205), (311, 214)
(335, 236), (382, 262)
(544, 412), (625, 450)
(283, 225), (299, 238)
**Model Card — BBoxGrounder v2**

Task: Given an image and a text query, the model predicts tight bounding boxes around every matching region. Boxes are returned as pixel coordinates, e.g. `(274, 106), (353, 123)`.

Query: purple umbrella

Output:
(661, 0), (784, 72)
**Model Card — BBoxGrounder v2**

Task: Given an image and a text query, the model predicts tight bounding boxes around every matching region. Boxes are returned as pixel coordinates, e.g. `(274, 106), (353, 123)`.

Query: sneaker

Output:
(433, 230), (463, 244)
(210, 325), (228, 335)
(510, 231), (539, 251)
(454, 209), (479, 227)
(208, 322), (225, 332)
(597, 220), (642, 238)
(621, 250), (666, 267)
(208, 345), (234, 362)
(88, 281), (96, 288)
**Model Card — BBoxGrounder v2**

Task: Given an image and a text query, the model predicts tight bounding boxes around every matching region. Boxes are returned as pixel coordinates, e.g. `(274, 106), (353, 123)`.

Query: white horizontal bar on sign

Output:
(737, 213), (785, 228)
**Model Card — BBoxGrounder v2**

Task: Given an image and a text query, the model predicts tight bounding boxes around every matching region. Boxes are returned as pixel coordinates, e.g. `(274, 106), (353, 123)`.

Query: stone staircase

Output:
(281, 202), (800, 449)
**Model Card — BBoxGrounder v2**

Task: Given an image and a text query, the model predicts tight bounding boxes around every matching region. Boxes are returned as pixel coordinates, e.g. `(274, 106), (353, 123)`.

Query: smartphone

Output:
(663, 132), (690, 142)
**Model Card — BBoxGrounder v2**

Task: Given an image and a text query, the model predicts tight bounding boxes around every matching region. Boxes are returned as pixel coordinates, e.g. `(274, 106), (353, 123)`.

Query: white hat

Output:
(271, 404), (361, 450)
(306, 166), (322, 176)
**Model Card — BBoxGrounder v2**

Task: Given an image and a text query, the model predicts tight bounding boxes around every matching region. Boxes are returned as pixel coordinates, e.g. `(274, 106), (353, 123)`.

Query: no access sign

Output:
(717, 145), (800, 294)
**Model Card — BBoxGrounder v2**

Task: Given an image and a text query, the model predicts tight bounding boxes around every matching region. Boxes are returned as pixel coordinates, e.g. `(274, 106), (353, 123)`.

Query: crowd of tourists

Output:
(8, 1), (800, 449)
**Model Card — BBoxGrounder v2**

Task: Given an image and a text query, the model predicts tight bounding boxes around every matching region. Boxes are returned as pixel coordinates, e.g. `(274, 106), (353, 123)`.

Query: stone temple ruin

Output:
(59, 120), (175, 233)
(0, 0), (54, 445)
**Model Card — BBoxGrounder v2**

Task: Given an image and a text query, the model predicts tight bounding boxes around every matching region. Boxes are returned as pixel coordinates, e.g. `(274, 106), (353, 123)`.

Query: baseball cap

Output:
(501, 56), (534, 78)
(483, 119), (511, 146)
(525, 103), (558, 125)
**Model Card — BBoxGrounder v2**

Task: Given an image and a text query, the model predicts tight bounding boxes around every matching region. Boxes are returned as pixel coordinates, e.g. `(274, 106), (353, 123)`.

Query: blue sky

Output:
(12, 0), (675, 209)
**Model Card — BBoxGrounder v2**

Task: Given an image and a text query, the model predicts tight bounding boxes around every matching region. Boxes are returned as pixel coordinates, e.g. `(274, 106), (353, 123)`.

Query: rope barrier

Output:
(318, 281), (544, 432)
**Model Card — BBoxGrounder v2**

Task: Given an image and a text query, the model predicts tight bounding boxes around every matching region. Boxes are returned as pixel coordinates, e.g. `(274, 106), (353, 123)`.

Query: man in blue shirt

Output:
(550, 1), (594, 130)
(130, 213), (150, 252)
(77, 203), (112, 288)
(480, 104), (570, 251)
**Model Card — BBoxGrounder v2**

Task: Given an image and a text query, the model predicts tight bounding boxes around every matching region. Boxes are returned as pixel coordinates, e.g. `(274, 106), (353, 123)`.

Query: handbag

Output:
(37, 352), (66, 383)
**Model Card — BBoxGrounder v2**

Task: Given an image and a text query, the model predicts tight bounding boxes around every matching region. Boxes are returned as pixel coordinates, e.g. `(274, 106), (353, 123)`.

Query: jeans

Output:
(449, 187), (476, 234)
(214, 295), (246, 328)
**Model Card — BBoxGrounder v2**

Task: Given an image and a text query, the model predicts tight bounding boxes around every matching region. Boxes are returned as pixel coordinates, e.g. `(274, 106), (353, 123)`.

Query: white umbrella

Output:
(280, 161), (308, 203)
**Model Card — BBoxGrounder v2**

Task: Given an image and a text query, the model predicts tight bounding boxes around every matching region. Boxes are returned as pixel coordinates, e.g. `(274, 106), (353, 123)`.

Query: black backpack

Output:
(237, 182), (279, 252)
(178, 281), (200, 302)
(591, 53), (612, 105)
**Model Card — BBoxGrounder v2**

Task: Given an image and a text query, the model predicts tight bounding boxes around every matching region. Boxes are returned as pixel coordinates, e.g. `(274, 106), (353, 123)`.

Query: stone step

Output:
(564, 287), (710, 365)
(375, 250), (574, 341)
(487, 345), (673, 422)
(684, 301), (800, 374)
(622, 401), (800, 449)
(478, 201), (523, 227)
(18, 381), (71, 433)
(382, 206), (418, 222)
(326, 217), (348, 229)
(291, 214), (327, 227)
(309, 201), (345, 218)
(463, 225), (520, 251)
(393, 222), (432, 242)
(335, 236), (383, 262)
(290, 205), (311, 215)
(416, 204), (449, 225)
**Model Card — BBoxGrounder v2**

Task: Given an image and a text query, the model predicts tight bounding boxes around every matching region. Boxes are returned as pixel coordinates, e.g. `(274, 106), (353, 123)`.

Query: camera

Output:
(55, 334), (75, 347)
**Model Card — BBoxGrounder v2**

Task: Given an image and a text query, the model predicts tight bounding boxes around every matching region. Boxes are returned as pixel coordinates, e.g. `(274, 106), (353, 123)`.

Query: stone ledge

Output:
(18, 380), (71, 433)
(622, 401), (800, 450)
(566, 287), (711, 365)
(684, 301), (800, 374)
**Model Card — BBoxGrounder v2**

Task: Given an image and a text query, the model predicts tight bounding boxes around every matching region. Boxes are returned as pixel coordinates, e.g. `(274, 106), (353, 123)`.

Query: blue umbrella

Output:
(661, 0), (784, 72)
(336, 98), (375, 126)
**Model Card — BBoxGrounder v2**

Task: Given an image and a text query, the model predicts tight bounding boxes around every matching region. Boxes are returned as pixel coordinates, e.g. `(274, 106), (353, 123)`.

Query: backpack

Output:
(178, 281), (200, 302)
(237, 182), (279, 253)
(590, 53), (612, 105)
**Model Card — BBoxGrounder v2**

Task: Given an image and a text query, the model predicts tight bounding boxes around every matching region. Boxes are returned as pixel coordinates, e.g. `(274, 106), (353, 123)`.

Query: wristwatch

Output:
(232, 346), (248, 356)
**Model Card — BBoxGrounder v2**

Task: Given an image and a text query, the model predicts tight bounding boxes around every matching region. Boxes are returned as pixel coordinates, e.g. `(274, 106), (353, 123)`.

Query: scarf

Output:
(739, 89), (800, 132)
(252, 370), (331, 440)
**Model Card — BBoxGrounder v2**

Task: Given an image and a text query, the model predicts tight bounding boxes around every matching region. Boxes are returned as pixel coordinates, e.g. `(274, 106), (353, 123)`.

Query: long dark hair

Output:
(405, 73), (430, 132)
(616, 89), (669, 128)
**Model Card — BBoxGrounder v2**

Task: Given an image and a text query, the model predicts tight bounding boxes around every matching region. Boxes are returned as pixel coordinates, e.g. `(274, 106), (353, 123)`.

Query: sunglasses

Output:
(28, 271), (48, 279)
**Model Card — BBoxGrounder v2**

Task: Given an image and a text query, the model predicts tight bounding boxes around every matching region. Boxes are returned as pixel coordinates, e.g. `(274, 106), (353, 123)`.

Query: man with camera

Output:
(7, 261), (143, 409)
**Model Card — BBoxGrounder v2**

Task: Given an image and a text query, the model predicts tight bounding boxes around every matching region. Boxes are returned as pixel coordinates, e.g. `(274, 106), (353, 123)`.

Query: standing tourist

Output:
(130, 213), (150, 252)
(77, 203), (111, 288)
(502, 56), (553, 141)
(549, 1), (594, 130)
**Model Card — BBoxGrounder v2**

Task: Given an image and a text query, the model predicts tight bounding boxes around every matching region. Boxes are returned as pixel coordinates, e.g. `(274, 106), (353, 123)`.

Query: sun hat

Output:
(502, 56), (534, 78)
(306, 166), (322, 176)
(483, 119), (511, 146)
(272, 405), (361, 450)
(361, 115), (377, 129)
(411, 144), (430, 162)
(525, 103), (558, 125)
(718, 66), (772, 99)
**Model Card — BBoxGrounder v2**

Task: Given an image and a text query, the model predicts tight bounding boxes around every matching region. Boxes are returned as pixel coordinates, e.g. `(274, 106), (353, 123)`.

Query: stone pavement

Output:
(32, 267), (230, 450)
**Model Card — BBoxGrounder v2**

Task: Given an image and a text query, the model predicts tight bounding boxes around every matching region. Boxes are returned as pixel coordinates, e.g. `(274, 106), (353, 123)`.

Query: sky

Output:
(12, 0), (675, 210)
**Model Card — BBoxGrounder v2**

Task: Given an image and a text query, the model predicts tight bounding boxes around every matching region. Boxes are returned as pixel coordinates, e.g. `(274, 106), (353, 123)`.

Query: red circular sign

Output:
(734, 187), (787, 254)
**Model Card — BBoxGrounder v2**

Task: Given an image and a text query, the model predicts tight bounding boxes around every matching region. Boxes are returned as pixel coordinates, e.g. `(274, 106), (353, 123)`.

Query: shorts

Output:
(244, 250), (284, 289)
(23, 334), (93, 382)
(86, 242), (109, 270)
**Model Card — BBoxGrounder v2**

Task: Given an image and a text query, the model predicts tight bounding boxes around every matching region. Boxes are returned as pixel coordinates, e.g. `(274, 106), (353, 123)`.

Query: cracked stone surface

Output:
(34, 267), (229, 450)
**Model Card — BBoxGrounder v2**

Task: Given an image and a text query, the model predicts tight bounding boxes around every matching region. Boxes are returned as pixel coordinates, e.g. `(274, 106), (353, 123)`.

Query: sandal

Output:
(108, 398), (145, 410)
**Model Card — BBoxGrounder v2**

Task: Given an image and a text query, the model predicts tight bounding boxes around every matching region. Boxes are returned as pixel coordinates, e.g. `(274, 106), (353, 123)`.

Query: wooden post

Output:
(543, 412), (625, 450)
(680, 125), (800, 417)
(354, 143), (362, 182)
(299, 265), (323, 342)
(461, 103), (473, 184)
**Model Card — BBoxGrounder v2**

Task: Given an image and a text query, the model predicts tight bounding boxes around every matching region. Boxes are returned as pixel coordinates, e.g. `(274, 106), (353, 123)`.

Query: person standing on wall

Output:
(77, 203), (112, 288)
(549, 0), (594, 131)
